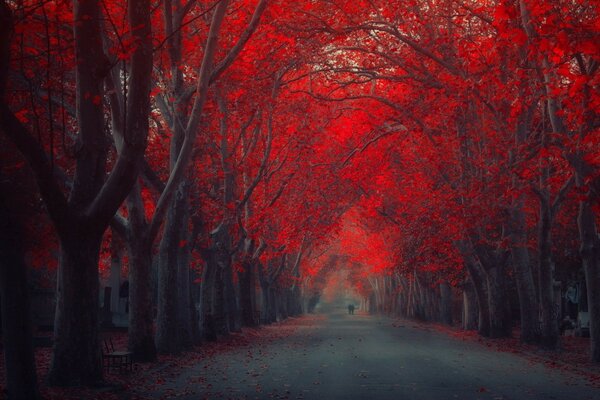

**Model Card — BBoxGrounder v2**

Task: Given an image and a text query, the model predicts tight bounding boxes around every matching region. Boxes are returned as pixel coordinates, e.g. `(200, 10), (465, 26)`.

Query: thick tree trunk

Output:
(406, 277), (415, 318)
(127, 239), (156, 362)
(510, 203), (540, 344)
(278, 289), (288, 320)
(268, 287), (278, 323)
(486, 265), (512, 338)
(200, 256), (218, 341)
(48, 231), (103, 385)
(177, 200), (193, 348)
(189, 283), (201, 344)
(466, 261), (491, 337)
(0, 185), (39, 399)
(260, 281), (269, 322)
(156, 189), (185, 354)
(439, 281), (453, 325)
(239, 261), (257, 326)
(124, 181), (157, 362)
(462, 282), (479, 330)
(578, 201), (600, 362)
(397, 276), (409, 317)
(290, 286), (302, 316)
(213, 263), (229, 335)
(510, 204), (540, 343)
(223, 260), (239, 332)
(177, 253), (193, 347)
(368, 293), (376, 314)
(538, 202), (560, 349)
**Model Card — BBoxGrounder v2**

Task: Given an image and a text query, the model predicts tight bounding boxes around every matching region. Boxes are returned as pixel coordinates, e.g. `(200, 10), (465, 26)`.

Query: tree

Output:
(0, 0), (153, 384)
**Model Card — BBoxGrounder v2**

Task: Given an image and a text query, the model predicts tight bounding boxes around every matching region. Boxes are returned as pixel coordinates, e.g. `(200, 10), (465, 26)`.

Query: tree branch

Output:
(209, 0), (268, 83)
(149, 0), (230, 243)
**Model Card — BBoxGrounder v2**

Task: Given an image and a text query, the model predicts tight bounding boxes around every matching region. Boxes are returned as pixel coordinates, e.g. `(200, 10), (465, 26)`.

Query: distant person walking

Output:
(347, 304), (355, 315)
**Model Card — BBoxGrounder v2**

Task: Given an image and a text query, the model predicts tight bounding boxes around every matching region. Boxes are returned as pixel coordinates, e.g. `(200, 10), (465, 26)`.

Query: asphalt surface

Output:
(140, 309), (599, 400)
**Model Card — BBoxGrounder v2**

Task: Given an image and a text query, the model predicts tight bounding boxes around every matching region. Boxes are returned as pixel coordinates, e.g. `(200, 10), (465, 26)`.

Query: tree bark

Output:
(223, 259), (239, 332)
(123, 182), (157, 362)
(462, 282), (479, 330)
(439, 281), (453, 325)
(465, 260), (490, 337)
(578, 199), (600, 362)
(127, 237), (156, 361)
(200, 252), (218, 341)
(156, 184), (187, 354)
(177, 193), (193, 348)
(48, 230), (103, 385)
(509, 202), (540, 344)
(485, 264), (512, 338)
(239, 260), (257, 326)
(538, 197), (560, 349)
(214, 264), (229, 334)
(0, 177), (39, 399)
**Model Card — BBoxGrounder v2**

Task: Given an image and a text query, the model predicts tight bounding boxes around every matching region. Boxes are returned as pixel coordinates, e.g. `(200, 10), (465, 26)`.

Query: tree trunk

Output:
(223, 259), (239, 332)
(278, 289), (288, 320)
(177, 199), (193, 348)
(510, 203), (540, 344)
(462, 282), (479, 330)
(200, 255), (218, 341)
(213, 262), (229, 335)
(439, 281), (453, 325)
(578, 200), (600, 362)
(125, 181), (157, 362)
(290, 285), (302, 316)
(0, 184), (39, 399)
(189, 283), (201, 344)
(156, 189), (185, 354)
(486, 265), (512, 338)
(239, 261), (257, 326)
(127, 239), (156, 362)
(406, 277), (415, 318)
(260, 281), (269, 322)
(268, 287), (278, 323)
(538, 200), (559, 349)
(48, 231), (103, 385)
(466, 261), (491, 337)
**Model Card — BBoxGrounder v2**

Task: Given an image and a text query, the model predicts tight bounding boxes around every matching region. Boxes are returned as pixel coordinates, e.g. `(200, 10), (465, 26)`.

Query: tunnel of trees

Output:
(0, 0), (598, 398)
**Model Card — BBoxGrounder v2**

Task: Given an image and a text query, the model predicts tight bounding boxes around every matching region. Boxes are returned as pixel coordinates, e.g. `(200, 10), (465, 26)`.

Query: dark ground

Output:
(131, 309), (600, 400)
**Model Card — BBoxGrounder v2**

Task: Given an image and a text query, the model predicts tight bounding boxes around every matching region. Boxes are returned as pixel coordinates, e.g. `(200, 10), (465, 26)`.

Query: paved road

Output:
(139, 310), (599, 400)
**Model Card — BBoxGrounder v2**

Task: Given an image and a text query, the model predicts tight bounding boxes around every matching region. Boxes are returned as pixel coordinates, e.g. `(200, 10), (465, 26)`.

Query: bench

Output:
(101, 338), (133, 373)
